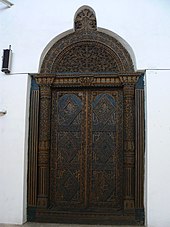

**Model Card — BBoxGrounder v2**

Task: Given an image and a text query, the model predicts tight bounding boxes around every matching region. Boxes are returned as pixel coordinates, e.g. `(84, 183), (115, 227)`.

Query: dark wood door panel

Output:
(89, 90), (123, 211)
(50, 90), (86, 209)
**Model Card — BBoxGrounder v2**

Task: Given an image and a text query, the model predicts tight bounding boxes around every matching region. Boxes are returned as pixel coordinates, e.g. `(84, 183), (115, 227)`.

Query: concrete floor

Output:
(0, 223), (144, 227)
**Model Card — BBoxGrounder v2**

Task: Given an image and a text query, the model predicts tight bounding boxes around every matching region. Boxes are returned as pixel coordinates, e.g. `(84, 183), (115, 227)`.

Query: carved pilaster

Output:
(27, 79), (39, 207)
(122, 76), (138, 210)
(37, 83), (52, 207)
(135, 76), (145, 224)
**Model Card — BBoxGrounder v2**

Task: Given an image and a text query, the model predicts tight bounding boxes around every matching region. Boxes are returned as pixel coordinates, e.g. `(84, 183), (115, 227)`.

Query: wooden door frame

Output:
(27, 72), (145, 225)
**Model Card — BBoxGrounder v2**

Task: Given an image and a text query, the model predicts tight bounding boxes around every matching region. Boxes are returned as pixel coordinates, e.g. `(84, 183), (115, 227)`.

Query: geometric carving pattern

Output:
(90, 92), (123, 209)
(40, 7), (134, 74)
(50, 90), (124, 211)
(50, 91), (85, 208)
(53, 42), (119, 73)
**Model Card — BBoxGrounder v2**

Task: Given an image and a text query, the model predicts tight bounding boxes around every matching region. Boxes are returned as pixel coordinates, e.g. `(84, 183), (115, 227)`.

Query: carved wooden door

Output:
(50, 88), (123, 213)
(27, 6), (145, 224)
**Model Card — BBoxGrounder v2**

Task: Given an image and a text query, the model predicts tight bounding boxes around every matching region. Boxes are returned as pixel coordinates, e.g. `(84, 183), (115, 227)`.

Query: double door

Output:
(50, 88), (124, 213)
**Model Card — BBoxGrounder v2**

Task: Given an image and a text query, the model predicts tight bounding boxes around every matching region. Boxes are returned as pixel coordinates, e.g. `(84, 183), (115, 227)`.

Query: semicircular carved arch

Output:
(40, 6), (135, 74)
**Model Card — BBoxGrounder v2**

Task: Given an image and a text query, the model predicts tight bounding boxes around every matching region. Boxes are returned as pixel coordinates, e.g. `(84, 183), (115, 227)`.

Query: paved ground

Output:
(0, 223), (143, 227)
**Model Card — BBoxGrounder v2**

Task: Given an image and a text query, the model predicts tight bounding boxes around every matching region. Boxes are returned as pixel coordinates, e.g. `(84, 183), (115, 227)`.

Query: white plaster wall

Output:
(0, 0), (170, 226)
(146, 70), (170, 227)
(0, 74), (31, 224)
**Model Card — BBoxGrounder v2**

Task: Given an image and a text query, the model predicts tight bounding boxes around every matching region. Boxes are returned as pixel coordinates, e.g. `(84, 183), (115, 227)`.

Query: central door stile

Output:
(85, 90), (89, 208)
(84, 90), (92, 209)
(85, 90), (93, 209)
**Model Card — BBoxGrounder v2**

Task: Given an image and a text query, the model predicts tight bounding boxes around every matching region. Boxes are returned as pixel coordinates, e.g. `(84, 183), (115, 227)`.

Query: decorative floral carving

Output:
(74, 7), (97, 31)
(39, 5), (134, 75)
(79, 76), (94, 85)
(40, 32), (134, 74)
(53, 42), (120, 73)
(36, 77), (54, 86)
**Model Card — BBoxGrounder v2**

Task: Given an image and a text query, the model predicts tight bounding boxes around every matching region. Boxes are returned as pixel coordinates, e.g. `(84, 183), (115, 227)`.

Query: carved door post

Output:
(27, 79), (39, 207)
(121, 76), (138, 211)
(35, 78), (53, 207)
(135, 76), (145, 223)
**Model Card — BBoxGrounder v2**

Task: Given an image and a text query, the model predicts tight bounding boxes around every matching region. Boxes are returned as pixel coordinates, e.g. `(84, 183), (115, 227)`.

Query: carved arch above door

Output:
(28, 5), (145, 225)
(40, 5), (135, 74)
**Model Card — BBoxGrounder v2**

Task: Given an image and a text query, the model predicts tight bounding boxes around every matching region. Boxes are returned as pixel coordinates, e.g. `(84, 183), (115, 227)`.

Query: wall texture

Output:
(0, 0), (170, 226)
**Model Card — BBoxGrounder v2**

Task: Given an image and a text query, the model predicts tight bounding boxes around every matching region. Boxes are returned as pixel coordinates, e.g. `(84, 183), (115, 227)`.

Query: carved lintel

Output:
(34, 74), (125, 88)
(35, 76), (54, 86)
(79, 76), (94, 86)
(120, 75), (139, 85)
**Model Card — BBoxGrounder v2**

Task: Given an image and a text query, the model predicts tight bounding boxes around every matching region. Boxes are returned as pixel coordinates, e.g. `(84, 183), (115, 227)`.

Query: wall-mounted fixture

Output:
(0, 110), (7, 116)
(0, 0), (13, 7)
(1, 45), (12, 74)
